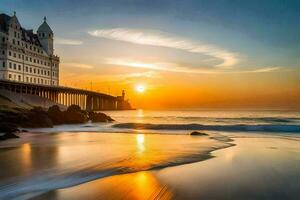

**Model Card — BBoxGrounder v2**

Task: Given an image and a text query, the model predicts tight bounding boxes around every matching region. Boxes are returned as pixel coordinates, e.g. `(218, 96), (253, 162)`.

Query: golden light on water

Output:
(136, 134), (145, 154)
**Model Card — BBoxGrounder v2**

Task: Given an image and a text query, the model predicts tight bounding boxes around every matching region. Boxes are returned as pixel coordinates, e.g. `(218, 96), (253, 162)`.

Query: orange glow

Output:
(135, 84), (146, 93)
(59, 64), (300, 109)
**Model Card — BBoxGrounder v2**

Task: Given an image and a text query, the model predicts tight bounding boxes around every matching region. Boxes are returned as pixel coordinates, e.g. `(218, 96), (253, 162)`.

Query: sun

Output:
(136, 84), (146, 93)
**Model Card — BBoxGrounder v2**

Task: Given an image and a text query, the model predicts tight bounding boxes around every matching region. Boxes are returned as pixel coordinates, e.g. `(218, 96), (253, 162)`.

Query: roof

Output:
(22, 29), (42, 47)
(37, 21), (53, 33)
(0, 13), (42, 47)
(0, 13), (11, 32)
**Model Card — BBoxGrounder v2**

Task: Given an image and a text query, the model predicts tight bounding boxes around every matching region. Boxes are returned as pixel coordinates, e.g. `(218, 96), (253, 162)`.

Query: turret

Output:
(122, 90), (125, 100)
(37, 16), (53, 55)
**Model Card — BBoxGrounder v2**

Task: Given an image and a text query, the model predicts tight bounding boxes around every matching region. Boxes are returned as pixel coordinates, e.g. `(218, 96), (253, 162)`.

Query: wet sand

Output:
(0, 131), (231, 199)
(32, 134), (300, 200)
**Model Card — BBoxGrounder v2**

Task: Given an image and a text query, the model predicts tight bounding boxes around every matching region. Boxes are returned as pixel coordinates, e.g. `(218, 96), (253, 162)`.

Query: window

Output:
(25, 66), (28, 72)
(9, 74), (12, 78)
(2, 61), (5, 68)
(34, 68), (36, 73)
(12, 39), (15, 44)
(9, 51), (11, 56)
(30, 67), (32, 73)
(13, 63), (16, 70)
(9, 62), (11, 68)
(41, 79), (43, 84)
(26, 56), (28, 61)
(2, 37), (5, 42)
(13, 53), (16, 57)
(17, 41), (20, 45)
(34, 78), (36, 83)
(18, 75), (21, 81)
(2, 50), (4, 55)
(18, 54), (21, 59)
(37, 69), (40, 74)
(30, 77), (32, 83)
(26, 77), (29, 82)
(18, 65), (21, 70)
(34, 59), (36, 63)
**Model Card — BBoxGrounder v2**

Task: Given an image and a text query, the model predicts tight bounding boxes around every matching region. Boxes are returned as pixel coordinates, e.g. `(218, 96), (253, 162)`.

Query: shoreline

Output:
(31, 134), (300, 200)
(0, 131), (234, 199)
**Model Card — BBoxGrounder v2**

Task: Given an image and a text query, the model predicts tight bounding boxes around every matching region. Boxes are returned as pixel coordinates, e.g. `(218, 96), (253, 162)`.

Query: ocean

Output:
(0, 109), (299, 199)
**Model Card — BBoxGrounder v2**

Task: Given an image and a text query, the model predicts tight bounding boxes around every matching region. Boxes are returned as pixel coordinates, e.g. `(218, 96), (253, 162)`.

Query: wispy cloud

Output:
(105, 58), (282, 74)
(247, 67), (281, 73)
(88, 28), (239, 68)
(56, 38), (83, 45)
(62, 62), (94, 69)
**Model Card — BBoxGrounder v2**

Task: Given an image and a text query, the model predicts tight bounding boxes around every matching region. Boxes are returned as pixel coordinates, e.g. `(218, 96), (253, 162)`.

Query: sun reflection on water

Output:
(136, 134), (145, 154)
(21, 143), (32, 168)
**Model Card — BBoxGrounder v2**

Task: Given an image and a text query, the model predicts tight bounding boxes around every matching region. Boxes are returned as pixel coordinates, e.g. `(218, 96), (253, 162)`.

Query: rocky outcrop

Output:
(21, 107), (53, 128)
(0, 122), (19, 140)
(0, 104), (115, 141)
(88, 111), (114, 122)
(47, 105), (114, 124)
(47, 105), (65, 125)
(190, 131), (208, 136)
(64, 105), (88, 124)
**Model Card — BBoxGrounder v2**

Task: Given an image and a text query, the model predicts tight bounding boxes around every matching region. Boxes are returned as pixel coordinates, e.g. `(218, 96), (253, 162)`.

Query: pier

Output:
(0, 80), (130, 110)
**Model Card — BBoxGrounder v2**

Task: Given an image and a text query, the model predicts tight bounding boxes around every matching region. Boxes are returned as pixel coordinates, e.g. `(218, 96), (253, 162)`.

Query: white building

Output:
(0, 12), (59, 86)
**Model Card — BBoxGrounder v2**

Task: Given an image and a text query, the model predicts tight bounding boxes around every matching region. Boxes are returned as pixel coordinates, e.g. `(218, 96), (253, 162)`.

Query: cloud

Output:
(88, 28), (239, 68)
(247, 67), (281, 73)
(56, 38), (83, 45)
(105, 58), (282, 74)
(62, 62), (94, 69)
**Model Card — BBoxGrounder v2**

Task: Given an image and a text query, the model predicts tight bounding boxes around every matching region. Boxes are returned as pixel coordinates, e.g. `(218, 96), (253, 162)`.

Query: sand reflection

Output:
(40, 171), (173, 200)
(20, 143), (32, 170)
(136, 134), (145, 154)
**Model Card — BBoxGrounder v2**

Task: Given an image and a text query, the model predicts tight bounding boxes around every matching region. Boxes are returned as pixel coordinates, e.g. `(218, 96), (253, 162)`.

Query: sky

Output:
(1, 0), (300, 109)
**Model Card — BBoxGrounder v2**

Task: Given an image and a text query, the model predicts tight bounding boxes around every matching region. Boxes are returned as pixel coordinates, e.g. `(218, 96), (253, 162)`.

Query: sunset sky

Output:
(1, 0), (300, 109)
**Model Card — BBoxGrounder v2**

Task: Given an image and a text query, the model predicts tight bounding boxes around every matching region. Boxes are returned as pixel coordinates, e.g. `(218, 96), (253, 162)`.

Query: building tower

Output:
(37, 17), (53, 55)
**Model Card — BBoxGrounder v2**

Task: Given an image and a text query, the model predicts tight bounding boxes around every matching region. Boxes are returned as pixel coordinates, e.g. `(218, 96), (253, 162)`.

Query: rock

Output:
(0, 122), (19, 133)
(21, 107), (53, 128)
(190, 131), (208, 136)
(0, 132), (19, 140)
(89, 111), (114, 122)
(64, 105), (88, 124)
(0, 122), (20, 141)
(48, 105), (65, 125)
(0, 110), (22, 124)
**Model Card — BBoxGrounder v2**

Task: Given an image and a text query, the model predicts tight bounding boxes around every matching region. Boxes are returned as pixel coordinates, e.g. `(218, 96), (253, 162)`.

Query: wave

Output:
(113, 123), (300, 133)
(113, 116), (300, 123)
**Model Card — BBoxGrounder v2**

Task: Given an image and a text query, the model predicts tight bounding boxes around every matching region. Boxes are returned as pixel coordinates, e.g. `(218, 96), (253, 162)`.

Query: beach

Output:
(0, 110), (299, 200)
(32, 134), (300, 200)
